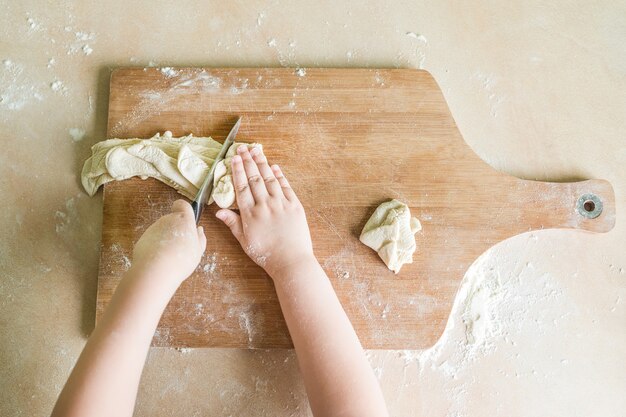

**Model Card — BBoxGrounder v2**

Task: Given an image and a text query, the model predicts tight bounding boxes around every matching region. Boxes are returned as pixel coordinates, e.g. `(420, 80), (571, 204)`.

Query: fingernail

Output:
(250, 146), (260, 156)
(237, 144), (247, 153)
(232, 155), (242, 164)
(271, 164), (280, 171)
(215, 211), (225, 220)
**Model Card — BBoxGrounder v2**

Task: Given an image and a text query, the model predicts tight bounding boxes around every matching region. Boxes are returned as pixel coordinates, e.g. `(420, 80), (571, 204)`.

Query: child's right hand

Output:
(132, 200), (207, 287)
(215, 145), (315, 277)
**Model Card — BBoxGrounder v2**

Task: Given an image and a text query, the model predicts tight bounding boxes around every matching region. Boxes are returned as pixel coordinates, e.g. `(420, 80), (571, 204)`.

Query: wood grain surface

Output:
(96, 68), (615, 349)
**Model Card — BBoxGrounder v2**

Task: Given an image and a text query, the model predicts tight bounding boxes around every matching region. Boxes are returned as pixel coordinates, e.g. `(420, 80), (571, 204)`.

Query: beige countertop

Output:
(1, 1), (624, 416)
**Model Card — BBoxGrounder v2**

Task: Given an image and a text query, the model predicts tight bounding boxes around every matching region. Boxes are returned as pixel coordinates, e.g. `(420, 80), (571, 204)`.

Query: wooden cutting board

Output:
(97, 67), (615, 349)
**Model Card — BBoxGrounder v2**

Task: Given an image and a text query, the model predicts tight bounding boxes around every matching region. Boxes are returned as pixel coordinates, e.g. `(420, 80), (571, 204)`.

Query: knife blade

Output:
(191, 117), (242, 223)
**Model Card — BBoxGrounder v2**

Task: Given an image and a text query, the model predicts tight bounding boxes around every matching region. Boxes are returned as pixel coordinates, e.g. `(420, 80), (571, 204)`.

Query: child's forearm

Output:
(215, 146), (388, 416)
(271, 257), (389, 417)
(52, 267), (176, 417)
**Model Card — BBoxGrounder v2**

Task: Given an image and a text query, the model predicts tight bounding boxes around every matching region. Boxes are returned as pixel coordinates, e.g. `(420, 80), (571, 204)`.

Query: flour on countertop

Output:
(50, 80), (65, 92)
(67, 31), (96, 56)
(406, 31), (428, 43)
(69, 127), (86, 142)
(26, 16), (42, 31)
(54, 197), (78, 234)
(0, 59), (44, 112)
(359, 235), (573, 417)
(473, 71), (504, 119)
(405, 32), (428, 69)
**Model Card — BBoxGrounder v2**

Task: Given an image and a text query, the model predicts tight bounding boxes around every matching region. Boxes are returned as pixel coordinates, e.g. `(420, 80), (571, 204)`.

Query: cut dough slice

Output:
(211, 142), (262, 208)
(359, 199), (422, 274)
(81, 131), (260, 208)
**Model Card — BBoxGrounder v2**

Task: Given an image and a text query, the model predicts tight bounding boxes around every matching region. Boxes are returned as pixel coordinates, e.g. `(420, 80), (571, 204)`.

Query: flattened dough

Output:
(81, 131), (261, 208)
(359, 199), (422, 274)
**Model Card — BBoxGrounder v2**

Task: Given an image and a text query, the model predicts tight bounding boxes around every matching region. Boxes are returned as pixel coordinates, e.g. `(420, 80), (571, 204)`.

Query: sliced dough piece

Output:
(211, 142), (262, 208)
(81, 131), (259, 208)
(177, 144), (210, 189)
(359, 199), (422, 274)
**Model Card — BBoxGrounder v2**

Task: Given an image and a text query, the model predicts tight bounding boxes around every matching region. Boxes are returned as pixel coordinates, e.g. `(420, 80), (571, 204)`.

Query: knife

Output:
(191, 117), (242, 223)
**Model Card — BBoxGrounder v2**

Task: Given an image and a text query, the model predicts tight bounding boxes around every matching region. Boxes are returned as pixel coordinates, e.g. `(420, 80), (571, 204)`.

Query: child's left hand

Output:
(132, 200), (207, 287)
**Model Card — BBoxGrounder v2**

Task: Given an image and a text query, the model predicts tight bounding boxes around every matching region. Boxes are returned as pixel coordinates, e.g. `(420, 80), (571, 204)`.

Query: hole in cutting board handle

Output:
(576, 193), (603, 219)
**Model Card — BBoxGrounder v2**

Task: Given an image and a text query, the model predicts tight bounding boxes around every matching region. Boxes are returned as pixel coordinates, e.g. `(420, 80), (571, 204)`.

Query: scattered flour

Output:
(75, 31), (92, 41)
(381, 304), (391, 319)
(406, 31), (428, 43)
(405, 32), (428, 69)
(295, 68), (306, 77)
(473, 71), (504, 118)
(226, 305), (260, 345)
(160, 67), (179, 78)
(229, 78), (249, 95)
(26, 16), (41, 31)
(68, 127), (86, 142)
(110, 243), (132, 271)
(202, 253), (218, 274)
(245, 244), (269, 267)
(50, 80), (64, 92)
(54, 197), (78, 234)
(110, 69), (224, 135)
(66, 31), (96, 56)
(370, 234), (571, 416)
(0, 59), (44, 112)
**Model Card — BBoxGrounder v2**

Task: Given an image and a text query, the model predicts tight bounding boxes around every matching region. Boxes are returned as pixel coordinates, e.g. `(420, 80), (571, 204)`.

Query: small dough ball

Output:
(359, 199), (422, 274)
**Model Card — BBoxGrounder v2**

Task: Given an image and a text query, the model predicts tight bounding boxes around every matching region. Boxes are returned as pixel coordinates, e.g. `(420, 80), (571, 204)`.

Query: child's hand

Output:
(215, 145), (315, 277)
(132, 200), (207, 287)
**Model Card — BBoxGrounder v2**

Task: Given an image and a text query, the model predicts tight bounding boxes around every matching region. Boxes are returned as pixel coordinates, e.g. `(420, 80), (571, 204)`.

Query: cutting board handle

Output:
(512, 178), (615, 233)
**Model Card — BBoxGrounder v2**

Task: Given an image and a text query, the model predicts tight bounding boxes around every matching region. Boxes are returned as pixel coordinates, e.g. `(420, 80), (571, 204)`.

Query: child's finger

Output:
(197, 226), (207, 254)
(172, 199), (196, 222)
(250, 147), (281, 197)
(215, 209), (244, 243)
(231, 154), (254, 209)
(237, 145), (269, 201)
(172, 199), (192, 214)
(271, 164), (297, 201)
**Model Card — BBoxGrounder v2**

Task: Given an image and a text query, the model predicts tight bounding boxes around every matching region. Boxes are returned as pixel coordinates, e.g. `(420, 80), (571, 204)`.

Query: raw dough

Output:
(81, 131), (260, 208)
(359, 199), (422, 274)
